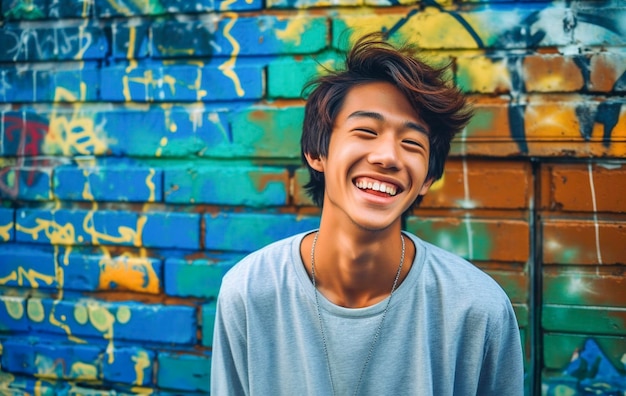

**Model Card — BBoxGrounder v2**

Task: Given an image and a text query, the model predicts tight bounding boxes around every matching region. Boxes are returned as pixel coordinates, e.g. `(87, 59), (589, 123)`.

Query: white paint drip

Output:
(587, 162), (603, 265)
(463, 158), (474, 260)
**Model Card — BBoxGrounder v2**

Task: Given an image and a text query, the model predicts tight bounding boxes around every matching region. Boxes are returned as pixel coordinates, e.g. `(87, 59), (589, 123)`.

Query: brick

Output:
(543, 333), (626, 370)
(542, 219), (626, 265)
(406, 216), (530, 263)
(100, 62), (263, 102)
(543, 304), (626, 336)
(164, 257), (237, 298)
(141, 211), (200, 250)
(332, 6), (570, 51)
(544, 271), (626, 307)
(0, 295), (28, 332)
(486, 270), (528, 304)
(589, 52), (626, 92)
(293, 167), (314, 206)
(450, 97), (626, 158)
(571, 6), (626, 47)
(15, 208), (200, 249)
(421, 159), (531, 210)
(456, 56), (513, 94)
(2, 0), (47, 20)
(0, 371), (59, 396)
(53, 165), (163, 202)
(201, 301), (217, 347)
(29, 298), (197, 344)
(0, 26), (107, 62)
(0, 244), (57, 289)
(0, 166), (52, 200)
(94, 0), (167, 17)
(268, 0), (360, 9)
(95, 107), (230, 157)
(102, 346), (154, 386)
(152, 16), (326, 58)
(545, 162), (626, 213)
(0, 67), (99, 103)
(268, 55), (341, 98)
(164, 165), (289, 206)
(111, 22), (151, 59)
(204, 213), (320, 251)
(230, 106), (303, 158)
(523, 55), (585, 92)
(63, 253), (162, 294)
(1, 337), (102, 380)
(157, 351), (211, 393)
(0, 208), (14, 242)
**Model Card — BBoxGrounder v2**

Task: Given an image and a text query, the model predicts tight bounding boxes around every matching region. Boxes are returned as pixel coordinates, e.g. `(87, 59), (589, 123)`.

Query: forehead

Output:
(336, 81), (426, 128)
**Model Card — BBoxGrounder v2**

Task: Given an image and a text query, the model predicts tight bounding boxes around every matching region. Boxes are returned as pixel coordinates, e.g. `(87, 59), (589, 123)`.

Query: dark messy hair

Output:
(301, 32), (473, 209)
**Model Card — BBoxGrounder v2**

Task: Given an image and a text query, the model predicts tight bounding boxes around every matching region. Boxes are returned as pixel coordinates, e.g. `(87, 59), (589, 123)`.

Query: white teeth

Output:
(356, 179), (398, 196)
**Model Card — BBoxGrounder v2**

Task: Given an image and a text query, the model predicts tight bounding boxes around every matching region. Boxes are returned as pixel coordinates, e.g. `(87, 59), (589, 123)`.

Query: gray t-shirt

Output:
(211, 231), (524, 396)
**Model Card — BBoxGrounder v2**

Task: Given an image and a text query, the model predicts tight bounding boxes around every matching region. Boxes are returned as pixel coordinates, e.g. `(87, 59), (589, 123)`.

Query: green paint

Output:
(3, 297), (24, 319)
(116, 306), (131, 324)
(268, 54), (341, 98)
(406, 218), (492, 261)
(27, 298), (45, 322)
(543, 305), (626, 335)
(466, 109), (496, 138)
(74, 305), (88, 325)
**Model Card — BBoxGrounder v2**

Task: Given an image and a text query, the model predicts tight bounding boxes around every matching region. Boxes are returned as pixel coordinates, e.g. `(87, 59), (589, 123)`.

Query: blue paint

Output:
(204, 213), (320, 252)
(164, 166), (288, 206)
(157, 351), (211, 392)
(30, 298), (197, 344)
(164, 257), (236, 298)
(0, 207), (14, 241)
(142, 211), (201, 250)
(0, 243), (57, 289)
(103, 346), (154, 386)
(0, 295), (28, 332)
(54, 165), (163, 202)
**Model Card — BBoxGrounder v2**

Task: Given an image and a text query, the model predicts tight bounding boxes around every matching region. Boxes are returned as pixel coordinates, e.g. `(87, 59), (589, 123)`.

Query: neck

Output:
(304, 223), (412, 308)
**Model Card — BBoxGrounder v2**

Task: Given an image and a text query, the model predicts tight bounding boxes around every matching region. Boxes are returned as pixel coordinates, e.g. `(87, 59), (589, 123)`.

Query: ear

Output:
(418, 177), (435, 196)
(304, 152), (325, 173)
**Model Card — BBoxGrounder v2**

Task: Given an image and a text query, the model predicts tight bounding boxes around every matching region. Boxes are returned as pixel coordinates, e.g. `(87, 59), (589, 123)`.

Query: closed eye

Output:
(354, 128), (377, 136)
(402, 139), (424, 148)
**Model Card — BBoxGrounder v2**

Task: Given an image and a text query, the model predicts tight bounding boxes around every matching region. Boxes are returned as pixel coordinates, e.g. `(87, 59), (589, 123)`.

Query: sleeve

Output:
(210, 273), (249, 396)
(476, 299), (525, 396)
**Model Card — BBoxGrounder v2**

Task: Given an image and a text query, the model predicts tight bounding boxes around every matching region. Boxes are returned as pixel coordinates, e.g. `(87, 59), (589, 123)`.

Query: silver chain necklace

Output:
(310, 231), (406, 396)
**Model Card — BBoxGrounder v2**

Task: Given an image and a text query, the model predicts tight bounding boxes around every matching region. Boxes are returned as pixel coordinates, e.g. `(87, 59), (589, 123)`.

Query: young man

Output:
(211, 33), (524, 395)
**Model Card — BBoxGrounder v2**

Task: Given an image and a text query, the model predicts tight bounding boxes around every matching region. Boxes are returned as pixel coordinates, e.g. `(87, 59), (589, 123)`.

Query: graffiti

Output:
(545, 339), (626, 395)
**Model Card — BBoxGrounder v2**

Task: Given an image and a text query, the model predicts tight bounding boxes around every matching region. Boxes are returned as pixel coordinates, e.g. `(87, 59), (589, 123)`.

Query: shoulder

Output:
(219, 232), (308, 297)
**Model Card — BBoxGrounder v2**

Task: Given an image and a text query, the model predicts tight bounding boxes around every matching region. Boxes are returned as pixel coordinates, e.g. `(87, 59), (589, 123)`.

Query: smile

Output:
(354, 177), (400, 196)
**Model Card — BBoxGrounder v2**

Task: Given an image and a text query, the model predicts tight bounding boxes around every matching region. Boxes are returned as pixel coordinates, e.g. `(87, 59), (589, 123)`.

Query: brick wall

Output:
(0, 0), (624, 394)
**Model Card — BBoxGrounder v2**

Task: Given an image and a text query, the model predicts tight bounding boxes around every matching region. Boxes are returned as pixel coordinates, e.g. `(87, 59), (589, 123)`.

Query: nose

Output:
(367, 133), (400, 170)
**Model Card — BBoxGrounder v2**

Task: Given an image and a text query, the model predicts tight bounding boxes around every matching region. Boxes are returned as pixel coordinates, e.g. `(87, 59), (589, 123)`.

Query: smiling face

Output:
(305, 81), (434, 232)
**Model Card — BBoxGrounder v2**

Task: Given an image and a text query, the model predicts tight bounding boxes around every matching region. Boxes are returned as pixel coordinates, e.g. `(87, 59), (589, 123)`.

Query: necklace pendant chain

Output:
(310, 231), (406, 396)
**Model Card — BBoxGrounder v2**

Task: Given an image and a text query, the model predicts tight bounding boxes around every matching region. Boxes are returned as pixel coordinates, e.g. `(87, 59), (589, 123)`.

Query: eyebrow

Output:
(347, 110), (430, 135)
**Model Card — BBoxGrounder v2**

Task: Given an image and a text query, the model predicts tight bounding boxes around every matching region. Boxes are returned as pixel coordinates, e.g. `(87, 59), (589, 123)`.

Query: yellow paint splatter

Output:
(0, 267), (55, 288)
(132, 350), (150, 385)
(82, 211), (146, 247)
(146, 169), (156, 202)
(218, 13), (245, 97)
(16, 218), (76, 245)
(27, 299), (45, 322)
(0, 221), (12, 241)
(275, 15), (309, 47)
(48, 88), (107, 155)
(81, 169), (95, 201)
(69, 362), (98, 380)
(3, 297), (24, 320)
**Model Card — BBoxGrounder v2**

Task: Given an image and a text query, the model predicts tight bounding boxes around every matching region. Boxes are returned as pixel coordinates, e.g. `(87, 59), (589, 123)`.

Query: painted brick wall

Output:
(0, 0), (624, 395)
